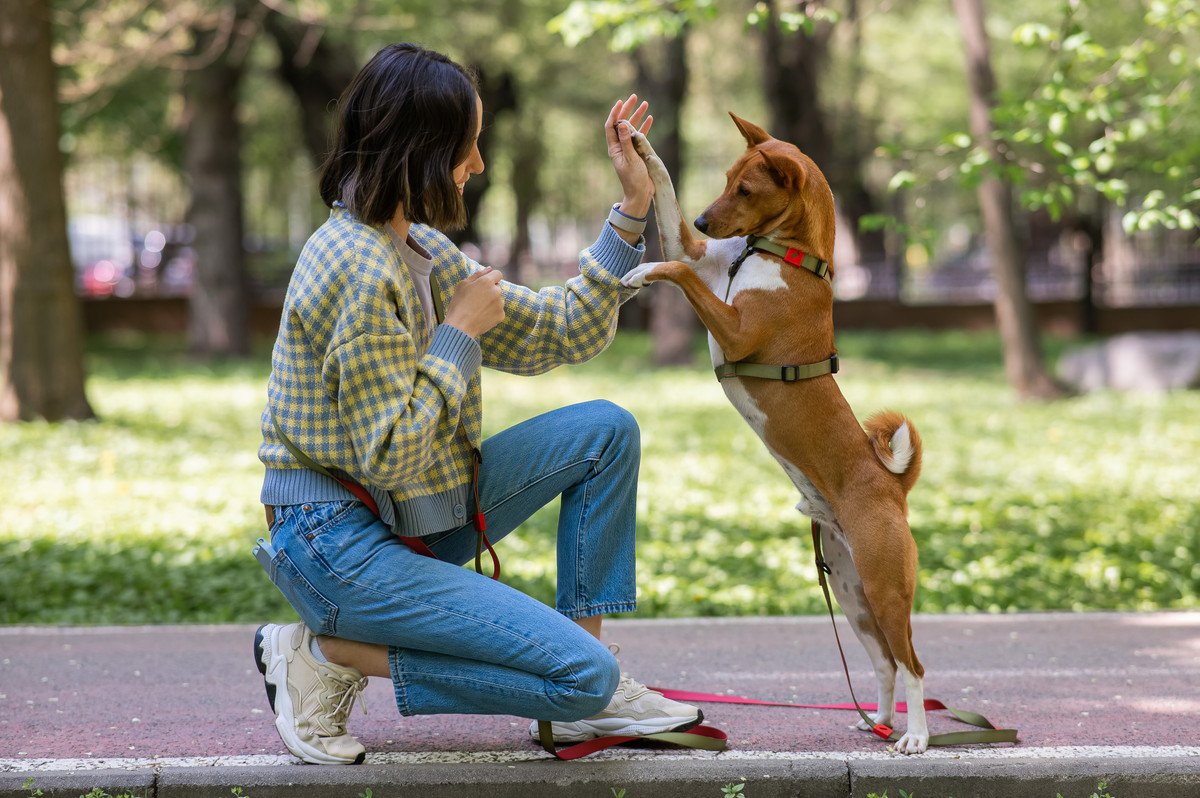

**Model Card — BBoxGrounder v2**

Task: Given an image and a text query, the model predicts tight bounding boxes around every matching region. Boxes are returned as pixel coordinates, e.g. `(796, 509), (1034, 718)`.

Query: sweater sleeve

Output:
(324, 321), (481, 491)
(478, 222), (645, 376)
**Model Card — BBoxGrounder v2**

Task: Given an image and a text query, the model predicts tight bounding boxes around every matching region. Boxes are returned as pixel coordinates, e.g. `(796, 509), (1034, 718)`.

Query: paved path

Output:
(2, 612), (1198, 797)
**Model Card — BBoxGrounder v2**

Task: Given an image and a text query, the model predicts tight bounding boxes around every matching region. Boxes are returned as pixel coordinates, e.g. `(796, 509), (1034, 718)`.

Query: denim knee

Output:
(581, 399), (640, 459)
(548, 645), (621, 720)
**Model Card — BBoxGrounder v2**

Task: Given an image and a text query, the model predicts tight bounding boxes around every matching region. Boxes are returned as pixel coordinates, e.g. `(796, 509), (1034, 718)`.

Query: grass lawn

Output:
(1, 329), (1197, 625)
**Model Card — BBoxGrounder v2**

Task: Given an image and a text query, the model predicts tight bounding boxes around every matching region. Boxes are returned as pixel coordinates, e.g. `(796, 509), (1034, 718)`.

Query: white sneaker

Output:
(254, 623), (369, 765)
(530, 672), (702, 743)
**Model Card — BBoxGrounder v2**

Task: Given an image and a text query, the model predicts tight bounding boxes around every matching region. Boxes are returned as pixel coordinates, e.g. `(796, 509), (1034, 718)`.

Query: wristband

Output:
(607, 203), (648, 236)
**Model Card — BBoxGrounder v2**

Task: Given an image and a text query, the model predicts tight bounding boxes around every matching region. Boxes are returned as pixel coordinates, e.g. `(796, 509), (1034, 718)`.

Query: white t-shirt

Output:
(387, 223), (437, 328)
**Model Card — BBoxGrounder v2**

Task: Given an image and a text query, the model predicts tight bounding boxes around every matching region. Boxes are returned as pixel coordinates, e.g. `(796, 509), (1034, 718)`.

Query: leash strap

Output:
(809, 520), (1018, 746)
(535, 720), (728, 760)
(267, 410), (499, 580)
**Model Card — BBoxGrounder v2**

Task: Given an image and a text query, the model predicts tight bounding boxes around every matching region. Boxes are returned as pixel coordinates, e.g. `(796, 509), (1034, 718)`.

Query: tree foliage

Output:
(875, 0), (1200, 236)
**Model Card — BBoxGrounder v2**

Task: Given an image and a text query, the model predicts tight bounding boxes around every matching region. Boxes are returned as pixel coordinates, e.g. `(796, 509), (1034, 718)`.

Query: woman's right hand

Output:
(444, 267), (505, 338)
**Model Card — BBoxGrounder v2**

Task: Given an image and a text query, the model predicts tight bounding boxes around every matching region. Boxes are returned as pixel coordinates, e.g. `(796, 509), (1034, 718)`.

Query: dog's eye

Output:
(737, 185), (751, 197)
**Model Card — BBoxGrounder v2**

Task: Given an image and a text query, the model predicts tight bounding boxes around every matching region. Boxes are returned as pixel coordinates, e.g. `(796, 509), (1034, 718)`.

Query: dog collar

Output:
(744, 235), (831, 283)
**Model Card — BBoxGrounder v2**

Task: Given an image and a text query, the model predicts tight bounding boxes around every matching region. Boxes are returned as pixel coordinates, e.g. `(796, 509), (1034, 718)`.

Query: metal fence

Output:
(65, 155), (1199, 309)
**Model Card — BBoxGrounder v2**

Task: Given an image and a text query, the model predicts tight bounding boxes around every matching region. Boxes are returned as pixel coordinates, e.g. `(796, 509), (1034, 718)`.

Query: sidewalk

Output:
(2, 612), (1198, 797)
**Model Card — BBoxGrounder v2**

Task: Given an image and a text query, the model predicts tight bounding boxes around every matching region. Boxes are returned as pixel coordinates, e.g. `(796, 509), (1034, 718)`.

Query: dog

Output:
(621, 114), (930, 754)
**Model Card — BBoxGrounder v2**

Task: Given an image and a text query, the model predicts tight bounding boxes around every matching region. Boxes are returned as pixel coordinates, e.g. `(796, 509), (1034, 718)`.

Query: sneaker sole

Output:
(254, 624), (365, 766)
(532, 710), (705, 744)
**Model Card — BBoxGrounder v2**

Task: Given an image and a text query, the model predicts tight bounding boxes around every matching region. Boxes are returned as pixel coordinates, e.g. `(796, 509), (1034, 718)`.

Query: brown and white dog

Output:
(621, 114), (930, 754)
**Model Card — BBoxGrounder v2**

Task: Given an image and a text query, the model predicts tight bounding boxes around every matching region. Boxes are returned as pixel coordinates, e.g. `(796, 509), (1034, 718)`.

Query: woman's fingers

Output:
(626, 100), (650, 130)
(604, 99), (621, 143)
(617, 93), (638, 120)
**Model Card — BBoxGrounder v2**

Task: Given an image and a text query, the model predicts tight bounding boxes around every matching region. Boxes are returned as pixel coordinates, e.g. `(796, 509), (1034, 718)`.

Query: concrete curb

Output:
(5, 756), (1200, 798)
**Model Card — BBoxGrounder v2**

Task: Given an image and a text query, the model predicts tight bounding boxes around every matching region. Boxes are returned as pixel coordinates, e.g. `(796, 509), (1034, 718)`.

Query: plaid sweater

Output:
(259, 206), (644, 536)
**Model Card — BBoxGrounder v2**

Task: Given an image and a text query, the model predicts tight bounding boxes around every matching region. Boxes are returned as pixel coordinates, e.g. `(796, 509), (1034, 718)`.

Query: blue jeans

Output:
(260, 400), (638, 721)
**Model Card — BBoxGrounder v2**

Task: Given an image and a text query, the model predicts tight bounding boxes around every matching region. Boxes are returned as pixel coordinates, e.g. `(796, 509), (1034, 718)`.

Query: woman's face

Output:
(452, 94), (485, 195)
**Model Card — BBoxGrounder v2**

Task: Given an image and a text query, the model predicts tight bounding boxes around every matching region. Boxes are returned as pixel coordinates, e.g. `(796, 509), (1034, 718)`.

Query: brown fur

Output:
(634, 114), (927, 683)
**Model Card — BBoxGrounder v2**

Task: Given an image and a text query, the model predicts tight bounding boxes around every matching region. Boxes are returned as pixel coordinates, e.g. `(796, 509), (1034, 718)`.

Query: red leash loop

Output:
(537, 722), (728, 760)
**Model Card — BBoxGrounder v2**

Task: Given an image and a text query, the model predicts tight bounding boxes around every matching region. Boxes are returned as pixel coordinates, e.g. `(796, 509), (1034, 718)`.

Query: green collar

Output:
(744, 234), (831, 283)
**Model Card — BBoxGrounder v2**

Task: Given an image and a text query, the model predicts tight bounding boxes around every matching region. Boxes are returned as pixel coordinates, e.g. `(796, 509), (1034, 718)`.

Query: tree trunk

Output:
(0, 0), (94, 421)
(449, 68), (517, 248)
(263, 11), (359, 168)
(760, 0), (886, 265)
(504, 120), (544, 284)
(953, 0), (1064, 399)
(634, 33), (696, 366)
(183, 23), (250, 357)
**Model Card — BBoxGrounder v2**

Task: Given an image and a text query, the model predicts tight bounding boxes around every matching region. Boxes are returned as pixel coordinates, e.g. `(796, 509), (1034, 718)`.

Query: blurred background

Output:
(0, 0), (1197, 624)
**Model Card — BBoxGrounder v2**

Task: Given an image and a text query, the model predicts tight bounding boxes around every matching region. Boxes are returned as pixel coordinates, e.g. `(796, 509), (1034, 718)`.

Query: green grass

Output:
(1, 329), (1197, 624)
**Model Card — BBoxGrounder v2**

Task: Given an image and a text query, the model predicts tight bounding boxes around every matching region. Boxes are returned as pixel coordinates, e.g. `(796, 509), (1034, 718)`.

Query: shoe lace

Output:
(321, 671), (368, 733)
(605, 645), (654, 700)
(615, 672), (651, 700)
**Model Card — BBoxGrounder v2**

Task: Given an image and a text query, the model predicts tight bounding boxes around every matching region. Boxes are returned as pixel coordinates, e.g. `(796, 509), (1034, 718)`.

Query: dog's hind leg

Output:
(626, 126), (707, 263)
(818, 523), (898, 731)
(837, 510), (929, 754)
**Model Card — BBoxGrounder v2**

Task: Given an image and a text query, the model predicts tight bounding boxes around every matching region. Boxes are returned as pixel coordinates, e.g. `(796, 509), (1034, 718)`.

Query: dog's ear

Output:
(729, 113), (771, 147)
(758, 148), (805, 190)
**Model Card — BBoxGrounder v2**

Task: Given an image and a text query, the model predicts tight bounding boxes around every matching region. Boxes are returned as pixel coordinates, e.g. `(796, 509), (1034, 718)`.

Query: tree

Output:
(953, 0), (1064, 399)
(765, 1), (886, 265)
(633, 32), (699, 366)
(182, 3), (254, 357)
(261, 7), (359, 168)
(552, 0), (706, 364)
(0, 0), (94, 421)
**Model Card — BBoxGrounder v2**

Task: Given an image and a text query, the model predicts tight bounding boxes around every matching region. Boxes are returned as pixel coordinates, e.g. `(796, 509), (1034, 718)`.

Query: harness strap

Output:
(715, 354), (838, 383)
(718, 236), (836, 382)
(268, 410), (499, 580)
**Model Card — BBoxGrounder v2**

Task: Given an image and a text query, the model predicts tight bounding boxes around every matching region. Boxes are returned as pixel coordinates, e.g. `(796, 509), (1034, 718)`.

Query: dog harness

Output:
(716, 234), (837, 384)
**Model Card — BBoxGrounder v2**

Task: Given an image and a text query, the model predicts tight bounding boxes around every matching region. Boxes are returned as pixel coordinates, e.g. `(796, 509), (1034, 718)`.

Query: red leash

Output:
(536, 722), (728, 760)
(648, 688), (952, 714)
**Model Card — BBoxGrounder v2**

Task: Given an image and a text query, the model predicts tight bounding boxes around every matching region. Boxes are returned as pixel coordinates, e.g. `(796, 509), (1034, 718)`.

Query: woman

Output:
(252, 43), (699, 765)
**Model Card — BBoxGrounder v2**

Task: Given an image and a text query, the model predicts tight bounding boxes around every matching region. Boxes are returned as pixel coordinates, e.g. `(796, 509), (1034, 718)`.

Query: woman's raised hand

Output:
(444, 267), (505, 338)
(605, 94), (654, 219)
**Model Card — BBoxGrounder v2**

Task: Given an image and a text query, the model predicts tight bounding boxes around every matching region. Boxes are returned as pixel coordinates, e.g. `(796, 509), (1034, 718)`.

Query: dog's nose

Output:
(694, 215), (709, 234)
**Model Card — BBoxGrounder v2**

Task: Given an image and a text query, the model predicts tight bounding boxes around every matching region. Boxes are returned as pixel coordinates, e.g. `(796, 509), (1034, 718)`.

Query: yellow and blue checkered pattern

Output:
(259, 207), (643, 536)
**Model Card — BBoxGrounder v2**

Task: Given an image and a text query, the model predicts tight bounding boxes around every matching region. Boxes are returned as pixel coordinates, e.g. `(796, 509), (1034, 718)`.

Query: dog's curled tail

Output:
(865, 410), (922, 493)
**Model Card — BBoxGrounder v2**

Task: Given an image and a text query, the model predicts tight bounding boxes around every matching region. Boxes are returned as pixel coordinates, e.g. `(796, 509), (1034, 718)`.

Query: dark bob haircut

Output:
(319, 43), (479, 230)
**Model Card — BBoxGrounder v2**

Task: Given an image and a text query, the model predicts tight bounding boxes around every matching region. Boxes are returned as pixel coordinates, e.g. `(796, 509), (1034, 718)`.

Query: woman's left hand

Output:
(605, 94), (654, 219)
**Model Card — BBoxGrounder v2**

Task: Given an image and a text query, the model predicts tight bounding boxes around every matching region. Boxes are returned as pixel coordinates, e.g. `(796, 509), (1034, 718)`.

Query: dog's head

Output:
(694, 114), (835, 256)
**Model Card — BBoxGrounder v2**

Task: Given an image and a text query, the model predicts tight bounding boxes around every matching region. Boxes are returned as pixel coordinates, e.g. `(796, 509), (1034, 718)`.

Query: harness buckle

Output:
(829, 354), (839, 374)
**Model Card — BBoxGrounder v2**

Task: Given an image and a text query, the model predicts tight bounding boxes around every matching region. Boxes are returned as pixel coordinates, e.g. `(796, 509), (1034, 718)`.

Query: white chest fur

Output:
(718, 377), (838, 528)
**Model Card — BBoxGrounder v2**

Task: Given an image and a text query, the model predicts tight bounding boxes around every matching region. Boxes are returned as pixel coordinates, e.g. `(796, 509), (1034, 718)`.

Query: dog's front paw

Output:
(627, 125), (654, 160)
(621, 261), (666, 289)
(893, 730), (929, 755)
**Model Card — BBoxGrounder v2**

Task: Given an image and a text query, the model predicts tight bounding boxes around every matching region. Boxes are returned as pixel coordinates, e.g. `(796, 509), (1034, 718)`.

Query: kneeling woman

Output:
(252, 43), (699, 764)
